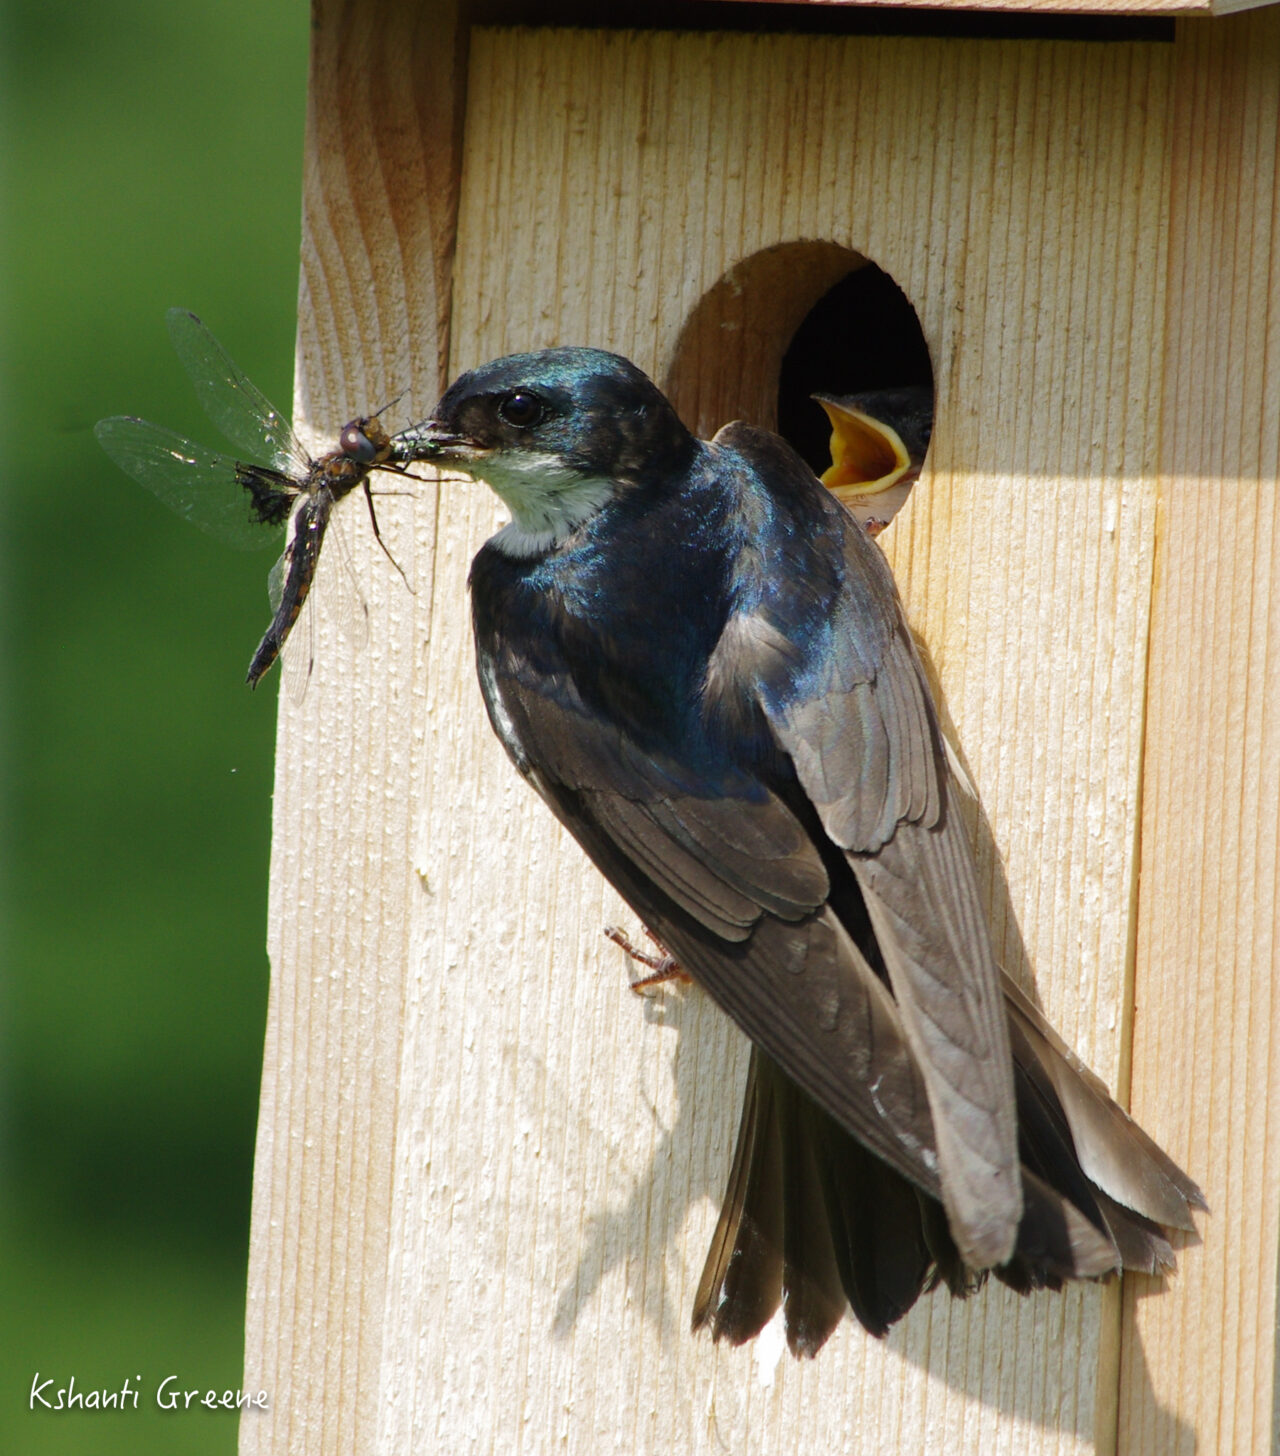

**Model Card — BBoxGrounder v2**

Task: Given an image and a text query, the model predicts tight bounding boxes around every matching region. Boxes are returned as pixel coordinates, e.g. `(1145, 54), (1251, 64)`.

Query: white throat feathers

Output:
(471, 450), (619, 558)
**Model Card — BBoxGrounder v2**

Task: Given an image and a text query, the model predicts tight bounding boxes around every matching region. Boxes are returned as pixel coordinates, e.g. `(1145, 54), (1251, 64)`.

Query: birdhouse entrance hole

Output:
(664, 242), (933, 528)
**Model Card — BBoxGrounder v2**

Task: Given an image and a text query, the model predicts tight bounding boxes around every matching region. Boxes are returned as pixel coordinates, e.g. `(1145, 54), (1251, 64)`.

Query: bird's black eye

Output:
(497, 390), (544, 429)
(340, 422), (378, 462)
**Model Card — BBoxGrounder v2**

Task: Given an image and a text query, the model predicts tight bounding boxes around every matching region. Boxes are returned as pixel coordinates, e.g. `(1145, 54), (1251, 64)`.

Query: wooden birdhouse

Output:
(243, 2), (1280, 1452)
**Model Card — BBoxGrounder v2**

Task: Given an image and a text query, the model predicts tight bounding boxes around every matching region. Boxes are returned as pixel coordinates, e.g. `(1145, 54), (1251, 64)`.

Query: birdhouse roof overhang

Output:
(479, 0), (1274, 28)
(714, 0), (1274, 17)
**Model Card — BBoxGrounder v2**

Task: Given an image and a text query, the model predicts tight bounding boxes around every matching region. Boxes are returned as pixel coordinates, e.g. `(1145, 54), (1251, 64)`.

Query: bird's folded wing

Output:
(707, 425), (1020, 1266)
(564, 784), (952, 1198)
(499, 672), (829, 937)
(772, 622), (941, 851)
(849, 808), (1020, 1268)
(488, 665), (950, 1195)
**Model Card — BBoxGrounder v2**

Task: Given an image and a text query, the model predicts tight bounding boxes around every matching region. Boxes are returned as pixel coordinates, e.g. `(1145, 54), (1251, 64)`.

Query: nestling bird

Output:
(814, 386), (933, 535)
(396, 348), (1204, 1356)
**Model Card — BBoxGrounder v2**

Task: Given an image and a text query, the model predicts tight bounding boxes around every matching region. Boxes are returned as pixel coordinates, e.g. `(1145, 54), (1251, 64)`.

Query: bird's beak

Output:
(391, 419), (484, 466)
(813, 394), (922, 536)
(814, 395), (914, 499)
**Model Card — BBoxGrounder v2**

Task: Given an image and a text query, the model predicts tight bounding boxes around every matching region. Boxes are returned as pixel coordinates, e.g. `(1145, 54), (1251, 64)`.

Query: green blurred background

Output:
(3, 2), (310, 1450)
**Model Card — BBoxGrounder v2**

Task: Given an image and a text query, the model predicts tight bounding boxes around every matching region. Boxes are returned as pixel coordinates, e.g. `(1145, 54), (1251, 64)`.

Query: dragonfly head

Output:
(339, 417), (393, 465)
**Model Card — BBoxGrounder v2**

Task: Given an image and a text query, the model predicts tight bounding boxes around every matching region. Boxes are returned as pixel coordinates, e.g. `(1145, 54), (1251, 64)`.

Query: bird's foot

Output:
(603, 925), (691, 993)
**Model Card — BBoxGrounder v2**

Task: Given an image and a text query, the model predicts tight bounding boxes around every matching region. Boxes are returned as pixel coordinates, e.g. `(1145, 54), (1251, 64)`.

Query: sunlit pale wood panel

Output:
(1120, 11), (1280, 1455)
(239, 2), (464, 1453)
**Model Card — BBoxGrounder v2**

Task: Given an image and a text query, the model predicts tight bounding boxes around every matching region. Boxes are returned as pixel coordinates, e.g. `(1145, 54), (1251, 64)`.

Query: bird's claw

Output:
(603, 924), (691, 993)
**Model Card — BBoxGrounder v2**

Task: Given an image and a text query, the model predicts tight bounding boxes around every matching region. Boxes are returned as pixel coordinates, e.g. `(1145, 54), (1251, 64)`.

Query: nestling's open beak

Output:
(814, 392), (928, 536)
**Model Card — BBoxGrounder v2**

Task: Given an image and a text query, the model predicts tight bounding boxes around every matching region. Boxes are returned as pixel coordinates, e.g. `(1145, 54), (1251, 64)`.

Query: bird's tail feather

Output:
(692, 1051), (928, 1355)
(1002, 971), (1206, 1228)
(694, 990), (1205, 1355)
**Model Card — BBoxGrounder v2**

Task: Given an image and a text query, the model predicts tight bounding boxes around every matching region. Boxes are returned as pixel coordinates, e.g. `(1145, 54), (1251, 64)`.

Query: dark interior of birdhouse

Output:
(777, 265), (934, 481)
(664, 244), (933, 529)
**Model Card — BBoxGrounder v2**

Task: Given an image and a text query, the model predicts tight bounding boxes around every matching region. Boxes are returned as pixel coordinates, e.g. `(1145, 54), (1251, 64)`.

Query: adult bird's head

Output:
(396, 347), (698, 557)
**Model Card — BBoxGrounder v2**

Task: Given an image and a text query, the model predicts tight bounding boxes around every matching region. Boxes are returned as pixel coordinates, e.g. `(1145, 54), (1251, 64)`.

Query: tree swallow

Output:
(396, 347), (1205, 1356)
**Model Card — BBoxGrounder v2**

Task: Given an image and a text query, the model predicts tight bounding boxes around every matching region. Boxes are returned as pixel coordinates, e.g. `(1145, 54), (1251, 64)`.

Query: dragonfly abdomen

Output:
(246, 493), (335, 688)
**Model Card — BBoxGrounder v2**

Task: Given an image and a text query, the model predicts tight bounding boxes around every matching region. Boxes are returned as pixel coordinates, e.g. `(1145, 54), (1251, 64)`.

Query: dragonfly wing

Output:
(263, 558), (317, 704)
(280, 605), (316, 704)
(321, 506), (371, 650)
(267, 550), (287, 613)
(166, 307), (311, 477)
(95, 416), (283, 551)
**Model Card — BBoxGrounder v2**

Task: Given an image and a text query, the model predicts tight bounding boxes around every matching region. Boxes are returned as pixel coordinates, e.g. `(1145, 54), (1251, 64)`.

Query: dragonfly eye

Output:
(340, 422), (378, 462)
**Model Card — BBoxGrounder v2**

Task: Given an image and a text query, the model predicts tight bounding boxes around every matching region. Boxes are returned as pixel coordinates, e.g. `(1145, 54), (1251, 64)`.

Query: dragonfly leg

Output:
(362, 479), (413, 591)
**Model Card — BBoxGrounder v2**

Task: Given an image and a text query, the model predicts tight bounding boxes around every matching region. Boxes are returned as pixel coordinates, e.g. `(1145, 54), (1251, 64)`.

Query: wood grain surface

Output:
(241, 2), (464, 1452)
(1120, 13), (1280, 1455)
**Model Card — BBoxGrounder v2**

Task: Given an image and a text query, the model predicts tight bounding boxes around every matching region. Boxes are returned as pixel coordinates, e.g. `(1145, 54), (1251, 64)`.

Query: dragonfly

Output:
(96, 308), (415, 693)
